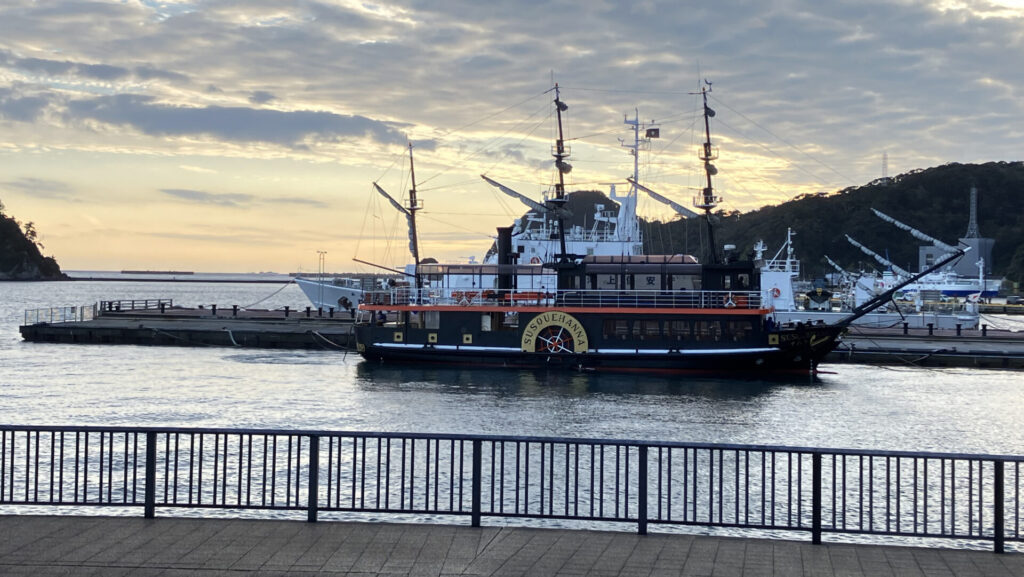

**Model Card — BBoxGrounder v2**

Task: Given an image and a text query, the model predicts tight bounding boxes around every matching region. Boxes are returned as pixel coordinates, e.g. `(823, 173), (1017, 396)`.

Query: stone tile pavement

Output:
(1, 515), (1022, 576)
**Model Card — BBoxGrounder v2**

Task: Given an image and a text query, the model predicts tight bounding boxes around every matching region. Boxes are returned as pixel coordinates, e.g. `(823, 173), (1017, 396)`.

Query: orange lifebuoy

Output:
(771, 287), (782, 298)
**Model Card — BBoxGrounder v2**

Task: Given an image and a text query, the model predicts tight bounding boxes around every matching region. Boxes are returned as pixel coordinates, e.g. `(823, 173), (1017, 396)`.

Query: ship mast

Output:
(692, 80), (722, 264)
(551, 84), (571, 262)
(407, 143), (422, 286)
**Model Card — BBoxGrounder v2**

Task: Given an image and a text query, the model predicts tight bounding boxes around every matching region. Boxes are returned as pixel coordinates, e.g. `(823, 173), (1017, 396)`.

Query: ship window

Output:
(671, 274), (699, 290)
(603, 319), (629, 339)
(503, 312), (519, 328)
(723, 276), (732, 290)
(726, 320), (753, 342)
(694, 320), (721, 341)
(667, 320), (690, 339)
(631, 320), (660, 338)
(424, 310), (440, 330)
(481, 314), (493, 332)
(597, 274), (618, 289)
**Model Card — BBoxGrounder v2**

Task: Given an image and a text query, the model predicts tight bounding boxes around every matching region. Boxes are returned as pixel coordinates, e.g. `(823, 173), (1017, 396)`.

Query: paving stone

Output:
(1, 515), (1023, 576)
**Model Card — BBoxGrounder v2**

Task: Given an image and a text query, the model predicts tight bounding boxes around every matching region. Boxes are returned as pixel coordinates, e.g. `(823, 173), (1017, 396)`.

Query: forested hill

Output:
(642, 162), (1024, 286)
(0, 200), (65, 280)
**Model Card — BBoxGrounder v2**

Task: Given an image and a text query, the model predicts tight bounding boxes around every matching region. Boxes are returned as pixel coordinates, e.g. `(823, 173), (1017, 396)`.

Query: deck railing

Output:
(1, 426), (1020, 552)
(362, 288), (763, 310)
(23, 305), (96, 326)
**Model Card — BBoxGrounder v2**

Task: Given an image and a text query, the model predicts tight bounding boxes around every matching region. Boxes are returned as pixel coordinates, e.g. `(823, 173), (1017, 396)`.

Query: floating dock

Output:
(829, 323), (1024, 369)
(19, 300), (356, 350)
(19, 300), (1024, 368)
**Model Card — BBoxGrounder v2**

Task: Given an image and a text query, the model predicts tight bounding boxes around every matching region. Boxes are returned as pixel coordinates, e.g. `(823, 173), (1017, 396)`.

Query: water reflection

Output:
(353, 362), (819, 401)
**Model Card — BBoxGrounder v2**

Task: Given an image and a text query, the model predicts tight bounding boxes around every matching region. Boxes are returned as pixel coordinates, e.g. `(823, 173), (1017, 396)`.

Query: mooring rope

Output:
(242, 280), (296, 309)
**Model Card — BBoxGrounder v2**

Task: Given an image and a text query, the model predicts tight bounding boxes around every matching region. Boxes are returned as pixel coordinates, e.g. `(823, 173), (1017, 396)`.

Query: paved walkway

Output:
(1, 515), (1022, 576)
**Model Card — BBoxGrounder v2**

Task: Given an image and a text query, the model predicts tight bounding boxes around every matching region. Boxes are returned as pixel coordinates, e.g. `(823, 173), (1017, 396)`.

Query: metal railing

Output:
(1, 426), (1020, 552)
(23, 305), (96, 326)
(99, 299), (173, 312)
(362, 288), (763, 310)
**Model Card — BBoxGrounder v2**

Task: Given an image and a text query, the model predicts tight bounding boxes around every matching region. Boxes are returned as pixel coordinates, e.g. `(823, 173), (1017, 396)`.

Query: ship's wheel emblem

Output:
(536, 325), (575, 353)
(520, 311), (589, 354)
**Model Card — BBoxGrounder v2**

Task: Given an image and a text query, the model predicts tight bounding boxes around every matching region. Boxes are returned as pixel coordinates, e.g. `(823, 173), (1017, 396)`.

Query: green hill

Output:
(641, 162), (1024, 287)
(0, 200), (65, 280)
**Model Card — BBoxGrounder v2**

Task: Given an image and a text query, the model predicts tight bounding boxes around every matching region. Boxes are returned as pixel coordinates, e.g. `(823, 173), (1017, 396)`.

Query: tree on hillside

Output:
(0, 198), (65, 280)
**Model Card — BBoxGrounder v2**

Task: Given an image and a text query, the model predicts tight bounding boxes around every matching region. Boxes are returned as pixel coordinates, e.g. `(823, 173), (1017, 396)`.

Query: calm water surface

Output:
(2, 280), (1022, 456)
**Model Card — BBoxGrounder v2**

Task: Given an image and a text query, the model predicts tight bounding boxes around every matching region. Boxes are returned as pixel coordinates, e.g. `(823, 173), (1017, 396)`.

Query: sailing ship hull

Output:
(294, 277), (363, 312)
(354, 307), (843, 374)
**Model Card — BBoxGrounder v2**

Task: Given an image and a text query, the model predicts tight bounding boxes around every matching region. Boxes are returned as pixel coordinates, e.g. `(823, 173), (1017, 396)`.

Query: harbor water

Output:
(2, 278), (1022, 455)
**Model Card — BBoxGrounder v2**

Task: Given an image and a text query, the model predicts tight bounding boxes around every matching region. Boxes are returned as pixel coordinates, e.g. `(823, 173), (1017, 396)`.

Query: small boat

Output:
(353, 83), (964, 374)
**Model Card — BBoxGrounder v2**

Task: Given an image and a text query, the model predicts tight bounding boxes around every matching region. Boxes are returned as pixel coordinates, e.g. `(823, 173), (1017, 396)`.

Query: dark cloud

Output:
(0, 88), (52, 122)
(15, 57), (74, 76)
(68, 94), (413, 147)
(4, 51), (187, 84)
(249, 91), (275, 104)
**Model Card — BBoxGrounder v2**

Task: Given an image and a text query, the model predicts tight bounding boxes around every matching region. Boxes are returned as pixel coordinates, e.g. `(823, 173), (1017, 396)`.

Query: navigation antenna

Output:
(621, 109), (658, 185)
(550, 84), (571, 262)
(692, 80), (722, 264)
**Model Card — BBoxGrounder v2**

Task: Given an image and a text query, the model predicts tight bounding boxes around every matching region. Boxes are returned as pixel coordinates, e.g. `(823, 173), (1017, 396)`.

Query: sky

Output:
(1, 0), (1022, 274)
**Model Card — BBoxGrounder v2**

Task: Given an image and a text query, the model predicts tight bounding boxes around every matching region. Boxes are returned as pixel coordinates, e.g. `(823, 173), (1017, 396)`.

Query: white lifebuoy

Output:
(771, 287), (782, 298)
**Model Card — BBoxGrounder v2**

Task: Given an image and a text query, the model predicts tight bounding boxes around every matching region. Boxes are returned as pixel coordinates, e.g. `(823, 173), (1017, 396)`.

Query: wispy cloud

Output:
(160, 188), (254, 207)
(160, 188), (329, 209)
(1, 177), (77, 200)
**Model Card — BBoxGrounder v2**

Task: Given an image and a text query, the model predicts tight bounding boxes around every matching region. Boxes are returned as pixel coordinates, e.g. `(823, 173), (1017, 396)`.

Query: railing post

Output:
(144, 431), (157, 518)
(994, 460), (1005, 553)
(638, 445), (648, 535)
(812, 452), (822, 545)
(307, 436), (320, 523)
(471, 439), (482, 527)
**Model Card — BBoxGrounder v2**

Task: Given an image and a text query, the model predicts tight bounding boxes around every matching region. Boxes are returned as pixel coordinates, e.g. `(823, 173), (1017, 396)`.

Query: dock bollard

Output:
(902, 322), (908, 335)
(160, 302), (166, 314)
(927, 323), (934, 336)
(232, 305), (238, 316)
(305, 306), (311, 318)
(318, 307), (323, 317)
(284, 306), (289, 318)
(956, 324), (961, 336)
(982, 324), (987, 337)
(211, 304), (217, 316)
(329, 307), (334, 318)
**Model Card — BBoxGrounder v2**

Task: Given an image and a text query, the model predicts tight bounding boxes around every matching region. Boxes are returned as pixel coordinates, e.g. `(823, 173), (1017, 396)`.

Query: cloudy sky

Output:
(1, 0), (1022, 273)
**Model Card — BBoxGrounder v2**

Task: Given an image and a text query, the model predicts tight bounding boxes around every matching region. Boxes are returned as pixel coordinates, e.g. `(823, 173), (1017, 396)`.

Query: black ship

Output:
(353, 84), (962, 374)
